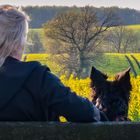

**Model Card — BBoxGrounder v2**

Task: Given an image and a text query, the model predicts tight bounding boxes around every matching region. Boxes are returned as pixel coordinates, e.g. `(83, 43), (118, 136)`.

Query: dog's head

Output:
(90, 66), (132, 121)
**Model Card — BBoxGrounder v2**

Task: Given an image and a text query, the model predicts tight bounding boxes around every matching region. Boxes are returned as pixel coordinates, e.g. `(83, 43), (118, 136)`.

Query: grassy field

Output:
(94, 53), (140, 76)
(22, 53), (140, 76)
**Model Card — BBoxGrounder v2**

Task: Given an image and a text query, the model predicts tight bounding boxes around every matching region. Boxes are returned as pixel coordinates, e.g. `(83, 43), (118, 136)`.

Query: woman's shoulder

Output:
(4, 57), (51, 80)
(21, 60), (51, 76)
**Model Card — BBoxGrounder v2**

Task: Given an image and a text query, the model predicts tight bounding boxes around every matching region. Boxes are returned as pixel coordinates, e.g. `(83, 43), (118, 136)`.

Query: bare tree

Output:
(106, 26), (124, 53)
(107, 26), (138, 53)
(123, 31), (139, 53)
(25, 31), (45, 53)
(44, 6), (118, 78)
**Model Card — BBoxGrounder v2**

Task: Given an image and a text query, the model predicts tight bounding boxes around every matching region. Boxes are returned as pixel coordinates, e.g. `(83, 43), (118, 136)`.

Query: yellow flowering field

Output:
(60, 75), (91, 98)
(22, 53), (140, 121)
(22, 53), (140, 75)
(60, 75), (140, 122)
(126, 24), (140, 30)
(129, 76), (140, 121)
(22, 54), (61, 74)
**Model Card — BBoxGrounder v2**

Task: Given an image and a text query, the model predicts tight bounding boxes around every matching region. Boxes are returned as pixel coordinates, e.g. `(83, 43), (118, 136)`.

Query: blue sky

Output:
(0, 0), (140, 10)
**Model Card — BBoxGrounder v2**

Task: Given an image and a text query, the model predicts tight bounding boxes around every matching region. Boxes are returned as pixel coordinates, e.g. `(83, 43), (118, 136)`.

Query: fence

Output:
(0, 122), (139, 140)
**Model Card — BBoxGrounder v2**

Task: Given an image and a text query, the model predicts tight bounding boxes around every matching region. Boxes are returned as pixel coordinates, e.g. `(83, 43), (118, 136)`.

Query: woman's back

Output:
(0, 5), (101, 122)
(0, 56), (101, 122)
(0, 56), (44, 121)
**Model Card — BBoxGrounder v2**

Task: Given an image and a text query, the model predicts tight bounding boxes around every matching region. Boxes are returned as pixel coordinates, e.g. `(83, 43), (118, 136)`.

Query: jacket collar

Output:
(6, 56), (20, 62)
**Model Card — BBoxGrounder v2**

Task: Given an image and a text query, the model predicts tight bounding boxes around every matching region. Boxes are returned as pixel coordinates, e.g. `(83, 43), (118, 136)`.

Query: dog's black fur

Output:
(90, 66), (132, 121)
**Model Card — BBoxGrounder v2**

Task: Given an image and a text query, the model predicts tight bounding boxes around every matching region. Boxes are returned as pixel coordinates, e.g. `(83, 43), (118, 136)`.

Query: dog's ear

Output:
(115, 68), (132, 92)
(90, 66), (108, 87)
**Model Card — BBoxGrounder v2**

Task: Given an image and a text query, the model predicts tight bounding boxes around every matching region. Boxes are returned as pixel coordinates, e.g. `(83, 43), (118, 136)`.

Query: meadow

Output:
(23, 53), (140, 76)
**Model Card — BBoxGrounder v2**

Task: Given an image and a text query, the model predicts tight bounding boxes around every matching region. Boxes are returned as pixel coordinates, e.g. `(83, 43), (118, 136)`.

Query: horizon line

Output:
(3, 4), (139, 11)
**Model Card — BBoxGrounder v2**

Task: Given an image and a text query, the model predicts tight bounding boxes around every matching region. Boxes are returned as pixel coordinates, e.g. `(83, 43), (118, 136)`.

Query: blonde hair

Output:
(0, 5), (29, 66)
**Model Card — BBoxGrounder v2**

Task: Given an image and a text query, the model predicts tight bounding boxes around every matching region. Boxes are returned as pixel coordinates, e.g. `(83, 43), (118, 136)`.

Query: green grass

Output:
(23, 53), (140, 76)
(92, 53), (140, 76)
(92, 54), (130, 75)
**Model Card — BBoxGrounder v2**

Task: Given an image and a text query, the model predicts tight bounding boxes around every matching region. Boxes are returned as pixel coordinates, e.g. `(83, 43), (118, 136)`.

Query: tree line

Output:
(23, 6), (140, 28)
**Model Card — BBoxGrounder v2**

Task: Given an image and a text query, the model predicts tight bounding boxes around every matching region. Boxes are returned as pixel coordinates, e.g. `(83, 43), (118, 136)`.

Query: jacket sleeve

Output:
(40, 69), (101, 122)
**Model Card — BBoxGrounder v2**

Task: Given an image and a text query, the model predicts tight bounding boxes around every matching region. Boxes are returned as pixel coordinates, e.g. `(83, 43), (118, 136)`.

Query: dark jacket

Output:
(0, 56), (100, 122)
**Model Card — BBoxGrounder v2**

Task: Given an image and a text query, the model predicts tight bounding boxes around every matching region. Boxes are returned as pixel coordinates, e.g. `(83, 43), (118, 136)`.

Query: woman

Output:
(0, 5), (101, 122)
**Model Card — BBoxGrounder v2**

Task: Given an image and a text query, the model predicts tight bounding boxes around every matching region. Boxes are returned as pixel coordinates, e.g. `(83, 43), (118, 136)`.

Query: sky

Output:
(0, 0), (140, 10)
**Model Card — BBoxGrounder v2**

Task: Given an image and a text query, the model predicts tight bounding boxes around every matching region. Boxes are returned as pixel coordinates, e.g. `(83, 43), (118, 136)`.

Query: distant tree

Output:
(106, 26), (138, 53)
(123, 30), (138, 53)
(25, 31), (45, 53)
(44, 6), (118, 78)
